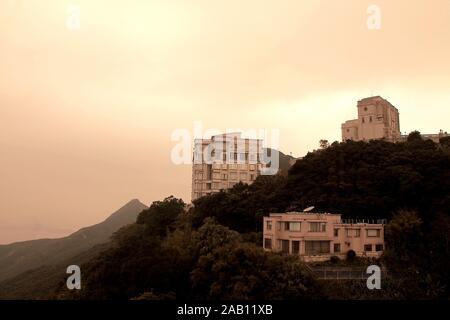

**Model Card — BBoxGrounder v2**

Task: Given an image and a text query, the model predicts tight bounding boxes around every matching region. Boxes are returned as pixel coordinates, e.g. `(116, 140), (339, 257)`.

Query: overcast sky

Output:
(1, 0), (450, 244)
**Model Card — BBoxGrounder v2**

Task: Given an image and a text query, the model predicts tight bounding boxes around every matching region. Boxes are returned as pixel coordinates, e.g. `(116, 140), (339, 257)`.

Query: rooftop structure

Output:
(341, 96), (401, 142)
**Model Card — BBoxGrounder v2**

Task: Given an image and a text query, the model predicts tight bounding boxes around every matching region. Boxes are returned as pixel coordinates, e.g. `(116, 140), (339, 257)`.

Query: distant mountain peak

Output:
(0, 199), (148, 284)
(105, 199), (148, 223)
(123, 198), (146, 208)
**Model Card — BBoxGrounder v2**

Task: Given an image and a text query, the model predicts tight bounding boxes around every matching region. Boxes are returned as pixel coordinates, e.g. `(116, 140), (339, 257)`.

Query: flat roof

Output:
(269, 212), (341, 216)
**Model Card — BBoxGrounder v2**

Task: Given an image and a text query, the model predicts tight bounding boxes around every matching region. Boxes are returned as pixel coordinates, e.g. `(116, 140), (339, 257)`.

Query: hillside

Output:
(0, 199), (147, 283)
(264, 148), (297, 175)
(71, 138), (449, 300)
(0, 242), (109, 300)
(2, 138), (449, 300)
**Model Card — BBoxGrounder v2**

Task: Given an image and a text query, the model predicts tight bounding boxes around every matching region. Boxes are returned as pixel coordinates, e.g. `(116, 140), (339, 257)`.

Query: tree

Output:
(384, 210), (423, 262)
(191, 175), (287, 234)
(284, 139), (450, 220)
(406, 130), (422, 142)
(439, 136), (450, 150)
(319, 139), (330, 149)
(382, 210), (426, 298)
(137, 196), (185, 237)
(190, 240), (324, 299)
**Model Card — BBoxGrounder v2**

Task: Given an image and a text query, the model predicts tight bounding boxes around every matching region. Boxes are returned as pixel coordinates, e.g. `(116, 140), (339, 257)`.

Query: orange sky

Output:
(1, 0), (450, 244)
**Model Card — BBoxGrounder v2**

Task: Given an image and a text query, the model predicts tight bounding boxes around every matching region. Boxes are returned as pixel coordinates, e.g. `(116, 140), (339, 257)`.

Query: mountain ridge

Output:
(0, 199), (148, 283)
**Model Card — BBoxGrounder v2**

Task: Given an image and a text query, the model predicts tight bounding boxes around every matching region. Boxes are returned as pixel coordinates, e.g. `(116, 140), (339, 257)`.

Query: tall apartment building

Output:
(191, 132), (265, 201)
(263, 212), (385, 262)
(342, 96), (401, 142)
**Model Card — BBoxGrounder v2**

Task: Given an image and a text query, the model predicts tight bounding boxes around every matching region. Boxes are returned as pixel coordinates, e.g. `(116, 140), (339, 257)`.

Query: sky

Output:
(1, 0), (450, 244)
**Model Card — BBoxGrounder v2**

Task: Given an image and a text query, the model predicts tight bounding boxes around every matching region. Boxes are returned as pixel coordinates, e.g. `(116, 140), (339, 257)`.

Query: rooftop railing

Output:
(340, 219), (387, 225)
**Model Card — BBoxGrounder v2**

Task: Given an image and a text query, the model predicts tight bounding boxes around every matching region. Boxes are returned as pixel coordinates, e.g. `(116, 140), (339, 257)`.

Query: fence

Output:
(305, 265), (387, 280)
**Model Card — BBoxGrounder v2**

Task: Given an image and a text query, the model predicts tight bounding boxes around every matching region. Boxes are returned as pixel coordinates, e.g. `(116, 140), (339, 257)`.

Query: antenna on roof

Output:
(303, 206), (315, 212)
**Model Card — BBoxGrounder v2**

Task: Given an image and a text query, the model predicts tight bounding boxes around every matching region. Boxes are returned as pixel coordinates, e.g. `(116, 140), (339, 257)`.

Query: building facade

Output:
(263, 212), (385, 262)
(342, 96), (401, 142)
(191, 132), (265, 201)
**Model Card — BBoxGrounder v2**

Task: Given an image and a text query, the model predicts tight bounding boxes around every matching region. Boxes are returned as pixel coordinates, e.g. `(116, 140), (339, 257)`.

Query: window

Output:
(369, 116), (373, 122)
(250, 174), (255, 181)
(264, 238), (272, 249)
(364, 244), (373, 252)
(282, 222), (289, 231)
(221, 173), (228, 180)
(347, 229), (361, 237)
(240, 173), (248, 181)
(362, 117), (365, 123)
(289, 222), (301, 231)
(309, 222), (326, 232)
(292, 241), (300, 254)
(212, 182), (221, 189)
(212, 173), (220, 179)
(249, 164), (256, 171)
(334, 243), (341, 253)
(230, 172), (237, 180)
(375, 244), (384, 252)
(266, 220), (272, 231)
(305, 241), (330, 255)
(334, 229), (339, 237)
(367, 229), (381, 237)
(205, 183), (211, 190)
(206, 164), (212, 180)
(277, 222), (282, 231)
(280, 240), (289, 253)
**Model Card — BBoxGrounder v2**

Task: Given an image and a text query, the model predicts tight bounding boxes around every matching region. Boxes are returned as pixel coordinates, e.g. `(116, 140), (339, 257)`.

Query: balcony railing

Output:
(340, 219), (387, 225)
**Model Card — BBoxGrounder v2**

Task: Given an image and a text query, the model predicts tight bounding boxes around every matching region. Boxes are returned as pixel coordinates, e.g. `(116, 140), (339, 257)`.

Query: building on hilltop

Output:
(341, 96), (401, 142)
(191, 132), (265, 201)
(263, 211), (385, 262)
(342, 96), (449, 144)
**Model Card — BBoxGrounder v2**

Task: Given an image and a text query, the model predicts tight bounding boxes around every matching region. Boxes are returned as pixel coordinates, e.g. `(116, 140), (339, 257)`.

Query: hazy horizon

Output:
(1, 0), (450, 244)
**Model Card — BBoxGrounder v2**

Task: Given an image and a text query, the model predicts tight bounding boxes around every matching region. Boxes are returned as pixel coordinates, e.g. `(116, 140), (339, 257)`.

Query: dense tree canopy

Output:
(191, 138), (450, 234)
(76, 205), (323, 300)
(61, 137), (450, 300)
(136, 196), (185, 237)
(285, 139), (449, 220)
